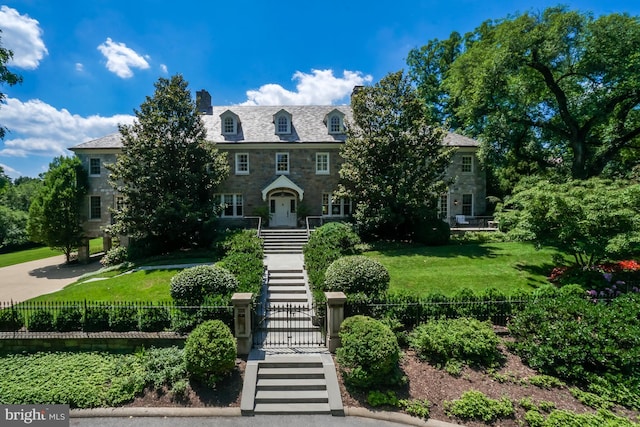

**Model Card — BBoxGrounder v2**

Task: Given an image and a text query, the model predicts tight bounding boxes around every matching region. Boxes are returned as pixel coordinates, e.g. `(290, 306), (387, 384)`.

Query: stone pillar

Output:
(77, 238), (90, 264)
(103, 234), (112, 253)
(231, 293), (253, 355)
(325, 291), (347, 353)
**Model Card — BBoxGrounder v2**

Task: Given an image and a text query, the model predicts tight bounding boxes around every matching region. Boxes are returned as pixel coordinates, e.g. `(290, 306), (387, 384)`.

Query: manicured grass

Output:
(29, 268), (180, 302)
(0, 238), (104, 269)
(365, 241), (561, 296)
(0, 245), (62, 268)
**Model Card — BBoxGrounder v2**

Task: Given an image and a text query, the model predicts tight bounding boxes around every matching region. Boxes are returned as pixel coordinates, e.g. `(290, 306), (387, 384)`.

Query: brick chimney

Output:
(196, 89), (212, 115)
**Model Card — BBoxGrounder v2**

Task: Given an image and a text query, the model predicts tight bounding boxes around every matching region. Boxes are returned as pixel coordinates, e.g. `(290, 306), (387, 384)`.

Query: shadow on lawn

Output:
(369, 241), (500, 259)
(516, 262), (556, 288)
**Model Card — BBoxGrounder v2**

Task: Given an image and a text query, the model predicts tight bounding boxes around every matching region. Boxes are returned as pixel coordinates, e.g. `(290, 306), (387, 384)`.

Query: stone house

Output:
(70, 89), (486, 255)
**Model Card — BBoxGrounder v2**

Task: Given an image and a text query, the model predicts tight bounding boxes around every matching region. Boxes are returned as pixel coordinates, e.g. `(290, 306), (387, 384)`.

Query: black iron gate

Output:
(252, 302), (326, 348)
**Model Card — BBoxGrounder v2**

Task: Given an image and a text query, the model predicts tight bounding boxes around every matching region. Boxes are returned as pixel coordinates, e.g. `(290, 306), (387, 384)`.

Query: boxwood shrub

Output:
(324, 255), (389, 297)
(54, 306), (83, 332)
(216, 229), (264, 295)
(139, 306), (171, 332)
(170, 265), (238, 306)
(0, 307), (24, 331)
(27, 310), (55, 332)
(109, 306), (139, 332)
(409, 317), (503, 373)
(303, 222), (361, 291)
(336, 315), (403, 390)
(184, 320), (236, 385)
(83, 306), (110, 332)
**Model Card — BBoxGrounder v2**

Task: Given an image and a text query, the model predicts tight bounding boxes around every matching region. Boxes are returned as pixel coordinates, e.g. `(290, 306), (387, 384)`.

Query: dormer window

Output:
(274, 110), (292, 135)
(220, 110), (239, 135)
(324, 109), (345, 134)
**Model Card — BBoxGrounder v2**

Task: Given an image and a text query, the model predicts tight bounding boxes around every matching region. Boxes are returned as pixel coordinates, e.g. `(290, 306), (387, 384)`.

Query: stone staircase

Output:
(240, 229), (343, 416)
(241, 353), (343, 415)
(261, 229), (308, 254)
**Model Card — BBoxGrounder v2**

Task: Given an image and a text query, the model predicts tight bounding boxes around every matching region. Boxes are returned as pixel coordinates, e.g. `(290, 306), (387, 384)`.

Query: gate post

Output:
(232, 293), (253, 355)
(325, 292), (346, 353)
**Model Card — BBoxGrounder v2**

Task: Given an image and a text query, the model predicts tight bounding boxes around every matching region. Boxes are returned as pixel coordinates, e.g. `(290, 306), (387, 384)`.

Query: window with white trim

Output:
(89, 158), (101, 176)
(316, 153), (329, 174)
(438, 193), (448, 220)
(223, 116), (235, 134)
(322, 193), (352, 217)
(462, 193), (473, 216)
(461, 155), (473, 173)
(89, 196), (101, 220)
(235, 153), (249, 174)
(329, 115), (341, 133)
(276, 152), (289, 174)
(276, 115), (290, 134)
(216, 194), (243, 217)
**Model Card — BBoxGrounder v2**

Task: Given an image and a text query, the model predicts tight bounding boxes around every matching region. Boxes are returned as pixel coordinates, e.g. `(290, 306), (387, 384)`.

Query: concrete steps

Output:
(241, 354), (343, 416)
(261, 229), (308, 254)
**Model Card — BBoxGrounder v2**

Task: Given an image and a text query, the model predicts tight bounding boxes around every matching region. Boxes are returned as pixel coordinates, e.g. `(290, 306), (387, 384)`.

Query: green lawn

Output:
(0, 238), (104, 269)
(365, 241), (561, 296)
(29, 268), (182, 303)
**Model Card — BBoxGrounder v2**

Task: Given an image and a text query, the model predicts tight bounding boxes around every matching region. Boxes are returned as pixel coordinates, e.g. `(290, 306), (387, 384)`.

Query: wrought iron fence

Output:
(252, 301), (326, 348)
(0, 300), (233, 333)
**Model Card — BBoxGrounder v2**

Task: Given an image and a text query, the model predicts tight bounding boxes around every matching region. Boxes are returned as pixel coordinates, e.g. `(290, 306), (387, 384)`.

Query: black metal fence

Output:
(252, 302), (326, 348)
(0, 300), (233, 333)
(345, 294), (543, 328)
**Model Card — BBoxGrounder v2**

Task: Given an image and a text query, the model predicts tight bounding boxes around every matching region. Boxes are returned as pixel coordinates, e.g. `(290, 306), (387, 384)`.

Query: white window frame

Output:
(222, 116), (236, 135)
(438, 193), (449, 221)
(89, 196), (101, 220)
(329, 115), (342, 133)
(216, 193), (243, 218)
(461, 155), (473, 173)
(89, 158), (101, 176)
(315, 152), (330, 175)
(275, 114), (291, 134)
(275, 152), (289, 174)
(322, 193), (352, 217)
(235, 153), (249, 175)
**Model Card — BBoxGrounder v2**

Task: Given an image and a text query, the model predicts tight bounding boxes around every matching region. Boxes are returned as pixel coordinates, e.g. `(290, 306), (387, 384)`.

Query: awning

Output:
(261, 175), (304, 201)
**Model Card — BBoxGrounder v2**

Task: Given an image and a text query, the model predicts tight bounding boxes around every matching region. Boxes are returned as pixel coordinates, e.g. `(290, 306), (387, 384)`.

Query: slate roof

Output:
(70, 105), (478, 150)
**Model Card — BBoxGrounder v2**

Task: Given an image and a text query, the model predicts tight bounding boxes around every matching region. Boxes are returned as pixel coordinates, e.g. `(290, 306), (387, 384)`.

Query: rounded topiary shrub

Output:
(27, 310), (55, 332)
(414, 219), (450, 246)
(0, 307), (24, 331)
(324, 256), (390, 297)
(336, 315), (402, 389)
(184, 320), (237, 385)
(170, 265), (238, 306)
(54, 306), (83, 331)
(100, 246), (129, 267)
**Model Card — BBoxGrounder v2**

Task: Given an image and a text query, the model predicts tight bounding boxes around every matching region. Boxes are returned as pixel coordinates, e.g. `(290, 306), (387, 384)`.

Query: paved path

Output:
(0, 256), (102, 303)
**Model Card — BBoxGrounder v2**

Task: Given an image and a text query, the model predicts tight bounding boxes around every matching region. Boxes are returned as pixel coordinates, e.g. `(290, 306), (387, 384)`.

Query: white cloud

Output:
(160, 64), (168, 74)
(0, 162), (20, 177)
(241, 69), (373, 106)
(75, 63), (84, 72)
(0, 97), (134, 159)
(97, 38), (150, 78)
(0, 6), (48, 69)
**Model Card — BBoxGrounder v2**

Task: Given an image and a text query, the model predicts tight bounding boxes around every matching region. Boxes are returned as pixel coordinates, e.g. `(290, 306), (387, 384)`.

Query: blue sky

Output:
(0, 0), (639, 179)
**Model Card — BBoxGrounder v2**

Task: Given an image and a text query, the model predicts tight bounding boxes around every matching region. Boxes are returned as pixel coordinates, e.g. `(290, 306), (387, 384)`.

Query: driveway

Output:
(0, 255), (102, 303)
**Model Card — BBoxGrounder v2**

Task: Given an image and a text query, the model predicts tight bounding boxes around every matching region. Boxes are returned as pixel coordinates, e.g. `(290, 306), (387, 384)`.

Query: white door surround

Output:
(270, 191), (297, 227)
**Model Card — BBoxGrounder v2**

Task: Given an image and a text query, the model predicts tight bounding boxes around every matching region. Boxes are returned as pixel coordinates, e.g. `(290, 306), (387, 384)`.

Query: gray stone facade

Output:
(70, 91), (487, 246)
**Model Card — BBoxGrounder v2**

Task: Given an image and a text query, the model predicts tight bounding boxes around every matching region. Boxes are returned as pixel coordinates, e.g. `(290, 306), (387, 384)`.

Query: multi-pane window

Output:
(223, 116), (235, 134)
(89, 196), (101, 220)
(461, 155), (473, 173)
(217, 194), (243, 217)
(277, 116), (289, 134)
(462, 193), (473, 216)
(329, 115), (341, 133)
(316, 153), (329, 174)
(235, 153), (249, 174)
(89, 158), (101, 176)
(276, 153), (289, 174)
(438, 193), (449, 220)
(322, 193), (352, 217)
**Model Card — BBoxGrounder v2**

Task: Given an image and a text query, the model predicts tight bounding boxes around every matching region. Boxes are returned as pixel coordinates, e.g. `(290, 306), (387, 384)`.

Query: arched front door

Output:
(269, 191), (297, 227)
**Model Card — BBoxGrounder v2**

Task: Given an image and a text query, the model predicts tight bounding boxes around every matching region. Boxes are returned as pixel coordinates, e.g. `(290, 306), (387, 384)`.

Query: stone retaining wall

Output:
(0, 332), (186, 354)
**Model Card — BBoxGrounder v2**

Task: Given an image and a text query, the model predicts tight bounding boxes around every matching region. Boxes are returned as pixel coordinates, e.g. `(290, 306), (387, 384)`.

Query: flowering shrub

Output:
(548, 259), (640, 296)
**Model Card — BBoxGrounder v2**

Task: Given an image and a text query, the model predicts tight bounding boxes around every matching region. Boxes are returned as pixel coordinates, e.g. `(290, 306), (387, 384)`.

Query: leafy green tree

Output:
(0, 205), (28, 248)
(0, 31), (23, 141)
(496, 178), (640, 268)
(1, 176), (43, 212)
(408, 7), (640, 187)
(338, 71), (454, 240)
(108, 75), (228, 252)
(27, 157), (88, 262)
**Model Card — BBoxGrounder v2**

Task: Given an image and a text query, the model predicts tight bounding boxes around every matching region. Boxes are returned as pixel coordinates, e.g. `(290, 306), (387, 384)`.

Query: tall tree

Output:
(408, 7), (640, 187)
(108, 74), (228, 252)
(338, 71), (454, 240)
(496, 177), (640, 268)
(0, 31), (23, 141)
(27, 157), (88, 262)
